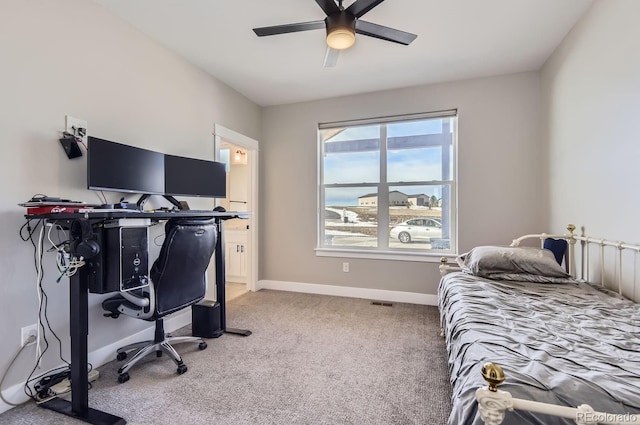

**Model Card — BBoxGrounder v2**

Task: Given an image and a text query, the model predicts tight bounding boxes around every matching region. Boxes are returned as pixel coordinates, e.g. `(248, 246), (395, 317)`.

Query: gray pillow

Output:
(457, 245), (571, 279)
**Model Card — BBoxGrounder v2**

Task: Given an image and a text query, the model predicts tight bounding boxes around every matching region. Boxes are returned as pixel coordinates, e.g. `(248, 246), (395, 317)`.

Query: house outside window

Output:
(317, 111), (457, 260)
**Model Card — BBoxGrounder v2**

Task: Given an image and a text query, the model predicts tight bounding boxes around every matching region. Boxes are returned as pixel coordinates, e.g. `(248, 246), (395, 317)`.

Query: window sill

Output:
(315, 247), (458, 263)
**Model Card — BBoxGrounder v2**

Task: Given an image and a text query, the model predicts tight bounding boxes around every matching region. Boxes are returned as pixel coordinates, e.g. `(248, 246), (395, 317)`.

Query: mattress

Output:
(439, 272), (640, 425)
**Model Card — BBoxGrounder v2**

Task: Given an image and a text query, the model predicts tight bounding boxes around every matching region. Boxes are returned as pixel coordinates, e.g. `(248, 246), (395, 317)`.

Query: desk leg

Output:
(215, 218), (251, 337)
(40, 267), (126, 425)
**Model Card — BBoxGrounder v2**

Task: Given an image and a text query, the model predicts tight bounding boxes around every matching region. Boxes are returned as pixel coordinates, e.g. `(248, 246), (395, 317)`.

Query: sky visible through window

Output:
(323, 119), (449, 206)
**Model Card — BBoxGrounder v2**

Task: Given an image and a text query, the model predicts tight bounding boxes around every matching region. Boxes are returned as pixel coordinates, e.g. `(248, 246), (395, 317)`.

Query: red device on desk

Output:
(26, 206), (86, 214)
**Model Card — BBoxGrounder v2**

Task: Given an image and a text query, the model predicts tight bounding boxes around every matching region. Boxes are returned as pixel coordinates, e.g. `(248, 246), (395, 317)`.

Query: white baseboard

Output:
(0, 310), (191, 414)
(256, 280), (438, 306)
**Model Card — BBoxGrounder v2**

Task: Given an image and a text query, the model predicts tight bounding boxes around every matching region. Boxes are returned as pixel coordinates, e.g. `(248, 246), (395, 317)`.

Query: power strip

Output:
(49, 369), (100, 396)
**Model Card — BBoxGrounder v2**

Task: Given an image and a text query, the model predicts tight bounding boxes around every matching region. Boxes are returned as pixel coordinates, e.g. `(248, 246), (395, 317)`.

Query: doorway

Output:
(210, 124), (259, 303)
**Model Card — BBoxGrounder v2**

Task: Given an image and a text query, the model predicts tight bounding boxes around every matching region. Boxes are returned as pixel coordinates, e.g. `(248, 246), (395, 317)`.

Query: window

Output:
(317, 111), (457, 259)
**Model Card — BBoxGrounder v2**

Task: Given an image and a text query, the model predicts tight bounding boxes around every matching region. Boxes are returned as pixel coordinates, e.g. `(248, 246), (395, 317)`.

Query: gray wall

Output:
(541, 0), (640, 242)
(0, 0), (260, 394)
(260, 72), (545, 295)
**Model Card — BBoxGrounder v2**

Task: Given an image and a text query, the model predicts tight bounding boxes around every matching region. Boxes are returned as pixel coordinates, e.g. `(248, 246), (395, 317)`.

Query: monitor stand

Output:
(136, 194), (182, 210)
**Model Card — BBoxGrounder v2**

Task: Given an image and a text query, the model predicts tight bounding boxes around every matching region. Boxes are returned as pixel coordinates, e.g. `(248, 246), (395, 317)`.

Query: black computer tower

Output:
(87, 220), (149, 294)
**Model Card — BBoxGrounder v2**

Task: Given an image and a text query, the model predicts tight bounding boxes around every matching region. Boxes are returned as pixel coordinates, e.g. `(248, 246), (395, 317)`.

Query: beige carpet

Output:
(0, 290), (452, 425)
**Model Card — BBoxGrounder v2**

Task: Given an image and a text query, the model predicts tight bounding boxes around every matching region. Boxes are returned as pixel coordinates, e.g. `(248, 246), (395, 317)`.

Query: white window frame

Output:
(316, 110), (458, 262)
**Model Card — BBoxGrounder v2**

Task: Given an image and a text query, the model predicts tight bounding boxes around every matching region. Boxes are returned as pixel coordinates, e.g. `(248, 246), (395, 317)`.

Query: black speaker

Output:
(192, 300), (223, 338)
(59, 136), (83, 159)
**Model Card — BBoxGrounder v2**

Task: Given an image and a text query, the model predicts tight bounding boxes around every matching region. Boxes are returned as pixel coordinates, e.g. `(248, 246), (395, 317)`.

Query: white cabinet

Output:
(225, 230), (248, 283)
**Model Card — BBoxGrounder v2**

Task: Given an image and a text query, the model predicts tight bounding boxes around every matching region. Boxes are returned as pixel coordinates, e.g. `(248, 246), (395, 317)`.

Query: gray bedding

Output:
(439, 272), (640, 425)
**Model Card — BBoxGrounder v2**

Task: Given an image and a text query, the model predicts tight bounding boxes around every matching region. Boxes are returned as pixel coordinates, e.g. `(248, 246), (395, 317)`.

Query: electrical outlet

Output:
(65, 115), (88, 144)
(342, 262), (349, 273)
(21, 323), (38, 347)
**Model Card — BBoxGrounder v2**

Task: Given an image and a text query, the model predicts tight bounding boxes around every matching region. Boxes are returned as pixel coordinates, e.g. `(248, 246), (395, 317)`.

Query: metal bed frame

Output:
(439, 224), (640, 425)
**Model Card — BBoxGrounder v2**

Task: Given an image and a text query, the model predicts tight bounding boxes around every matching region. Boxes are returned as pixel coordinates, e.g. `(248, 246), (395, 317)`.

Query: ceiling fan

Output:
(252, 0), (417, 68)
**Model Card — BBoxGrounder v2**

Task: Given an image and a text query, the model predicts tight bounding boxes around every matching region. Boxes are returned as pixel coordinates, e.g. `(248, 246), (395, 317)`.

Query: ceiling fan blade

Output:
(355, 20), (417, 45)
(346, 0), (385, 18)
(315, 0), (341, 16)
(323, 46), (340, 68)
(253, 20), (325, 37)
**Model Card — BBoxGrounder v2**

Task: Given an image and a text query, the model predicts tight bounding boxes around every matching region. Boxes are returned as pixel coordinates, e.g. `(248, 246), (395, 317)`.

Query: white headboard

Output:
(440, 224), (640, 302)
(511, 224), (640, 302)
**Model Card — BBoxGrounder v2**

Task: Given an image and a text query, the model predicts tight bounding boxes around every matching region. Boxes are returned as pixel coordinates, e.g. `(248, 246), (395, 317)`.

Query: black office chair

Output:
(102, 217), (217, 383)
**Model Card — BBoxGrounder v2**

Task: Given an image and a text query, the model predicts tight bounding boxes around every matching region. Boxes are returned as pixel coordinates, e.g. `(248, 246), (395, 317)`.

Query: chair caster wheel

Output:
(177, 364), (188, 375)
(118, 372), (130, 384)
(116, 352), (127, 361)
(198, 342), (207, 350)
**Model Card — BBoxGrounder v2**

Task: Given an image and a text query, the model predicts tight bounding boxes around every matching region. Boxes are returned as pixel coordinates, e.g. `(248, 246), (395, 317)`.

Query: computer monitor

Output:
(164, 154), (226, 198)
(87, 137), (165, 195)
(88, 136), (226, 199)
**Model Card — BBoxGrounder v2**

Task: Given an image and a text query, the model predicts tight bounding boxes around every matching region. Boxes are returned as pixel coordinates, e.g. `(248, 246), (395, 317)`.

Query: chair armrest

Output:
(102, 286), (156, 321)
(121, 290), (150, 308)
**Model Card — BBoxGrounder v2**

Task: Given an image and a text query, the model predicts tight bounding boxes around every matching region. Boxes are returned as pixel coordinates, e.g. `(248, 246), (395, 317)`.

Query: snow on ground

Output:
(326, 207), (360, 223)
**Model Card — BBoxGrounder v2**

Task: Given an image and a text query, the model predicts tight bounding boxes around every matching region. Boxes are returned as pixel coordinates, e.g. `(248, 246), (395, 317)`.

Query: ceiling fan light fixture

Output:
(253, 0), (418, 68)
(326, 26), (355, 50)
(325, 13), (356, 50)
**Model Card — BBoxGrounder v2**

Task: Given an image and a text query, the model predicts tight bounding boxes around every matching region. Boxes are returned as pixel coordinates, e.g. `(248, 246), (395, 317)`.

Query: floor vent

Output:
(371, 301), (393, 307)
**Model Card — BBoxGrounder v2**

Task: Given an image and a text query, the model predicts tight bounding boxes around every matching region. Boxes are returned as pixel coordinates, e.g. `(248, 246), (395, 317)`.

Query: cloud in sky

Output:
(388, 148), (445, 182)
(324, 151), (379, 184)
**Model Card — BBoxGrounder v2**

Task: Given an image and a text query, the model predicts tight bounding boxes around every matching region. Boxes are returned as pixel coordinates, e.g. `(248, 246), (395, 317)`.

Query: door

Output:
(211, 124), (259, 301)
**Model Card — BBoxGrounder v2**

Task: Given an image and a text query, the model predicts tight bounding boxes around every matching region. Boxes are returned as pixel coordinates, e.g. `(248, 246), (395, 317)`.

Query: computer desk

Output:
(24, 210), (250, 425)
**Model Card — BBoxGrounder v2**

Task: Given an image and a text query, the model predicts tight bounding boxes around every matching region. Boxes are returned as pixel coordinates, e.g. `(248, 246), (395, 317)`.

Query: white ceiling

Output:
(93, 0), (594, 107)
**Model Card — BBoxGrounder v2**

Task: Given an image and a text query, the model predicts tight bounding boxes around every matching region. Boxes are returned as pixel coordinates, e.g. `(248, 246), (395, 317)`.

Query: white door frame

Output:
(213, 124), (259, 293)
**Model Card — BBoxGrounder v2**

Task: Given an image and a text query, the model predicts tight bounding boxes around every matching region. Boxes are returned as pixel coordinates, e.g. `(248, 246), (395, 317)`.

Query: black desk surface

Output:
(26, 210), (248, 221)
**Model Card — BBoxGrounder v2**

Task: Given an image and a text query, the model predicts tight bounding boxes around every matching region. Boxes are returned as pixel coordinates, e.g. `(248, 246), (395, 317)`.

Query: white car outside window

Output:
(390, 218), (442, 243)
